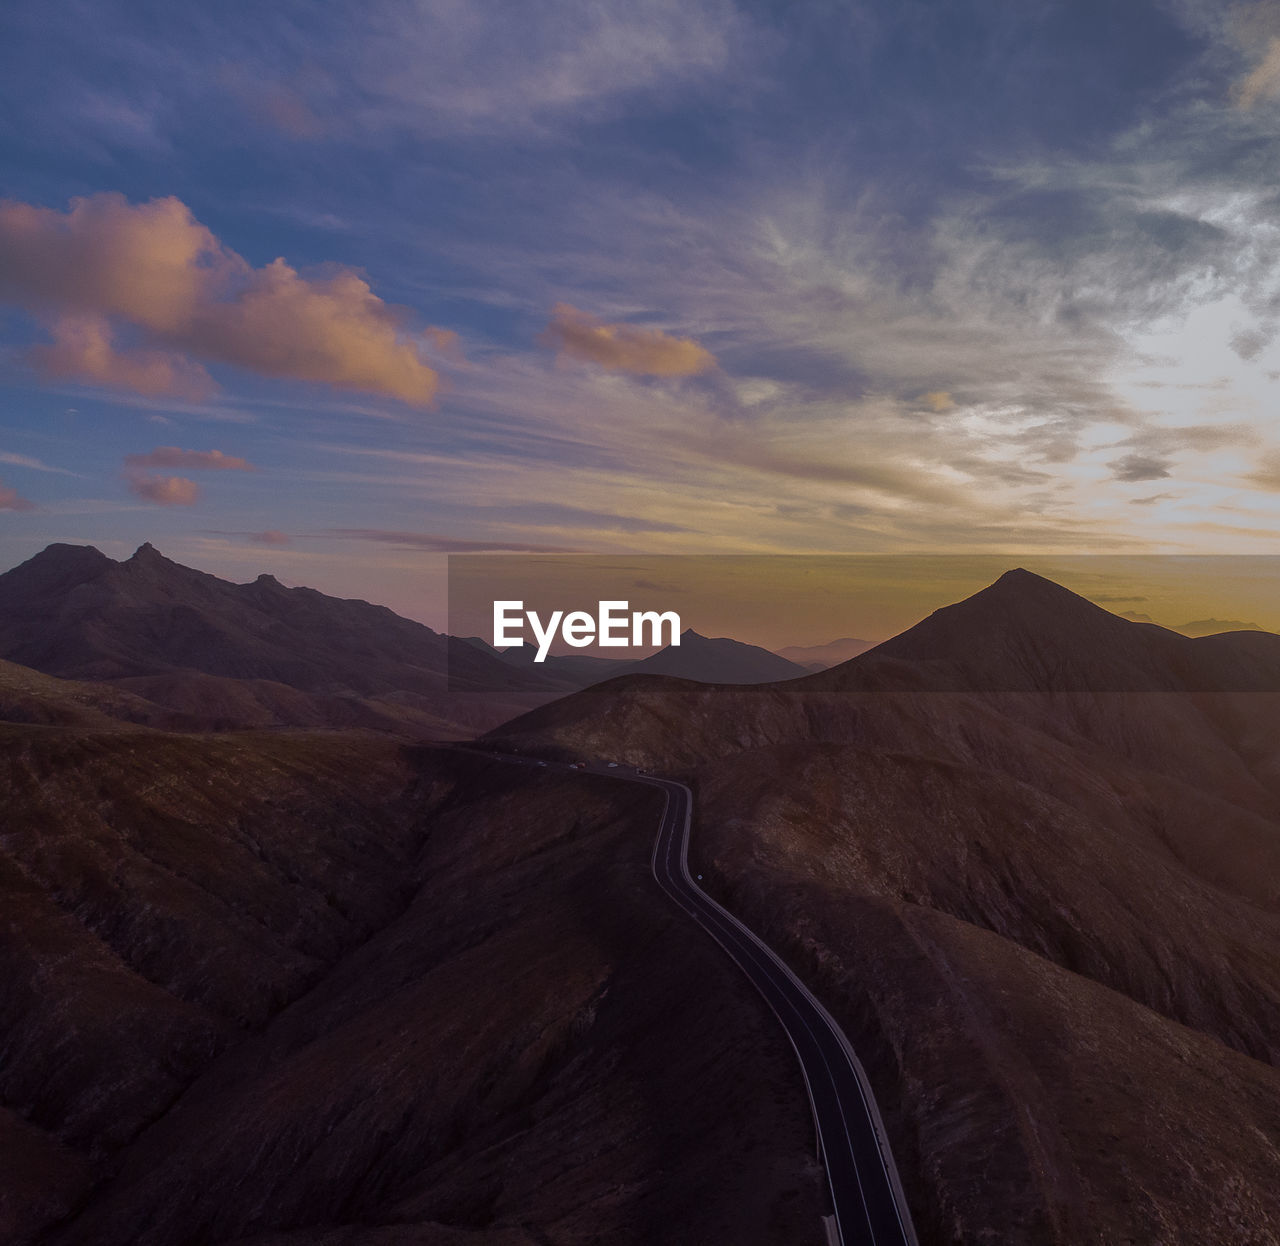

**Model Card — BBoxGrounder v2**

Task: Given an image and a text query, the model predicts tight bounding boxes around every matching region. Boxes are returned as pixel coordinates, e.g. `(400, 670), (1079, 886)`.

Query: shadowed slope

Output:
(486, 569), (1280, 1243)
(1, 734), (824, 1246)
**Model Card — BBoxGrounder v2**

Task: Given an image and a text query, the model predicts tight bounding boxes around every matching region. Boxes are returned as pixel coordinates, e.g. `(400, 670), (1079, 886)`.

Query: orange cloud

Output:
(0, 193), (444, 405)
(0, 195), (217, 329)
(124, 446), (255, 471)
(540, 302), (716, 376)
(250, 530), (290, 545)
(188, 260), (439, 404)
(424, 325), (464, 359)
(0, 481), (36, 511)
(921, 390), (955, 412)
(128, 474), (200, 506)
(30, 315), (214, 400)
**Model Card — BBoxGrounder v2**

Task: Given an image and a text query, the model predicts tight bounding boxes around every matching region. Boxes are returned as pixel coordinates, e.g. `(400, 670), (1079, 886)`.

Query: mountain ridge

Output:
(0, 543), (572, 735)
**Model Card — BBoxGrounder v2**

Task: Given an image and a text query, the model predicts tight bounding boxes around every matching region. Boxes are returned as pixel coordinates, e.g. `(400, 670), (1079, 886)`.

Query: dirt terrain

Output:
(1, 731), (823, 1245)
(492, 571), (1280, 1243)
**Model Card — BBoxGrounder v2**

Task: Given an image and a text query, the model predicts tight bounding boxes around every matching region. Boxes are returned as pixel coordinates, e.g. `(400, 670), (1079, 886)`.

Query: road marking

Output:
(448, 751), (919, 1246)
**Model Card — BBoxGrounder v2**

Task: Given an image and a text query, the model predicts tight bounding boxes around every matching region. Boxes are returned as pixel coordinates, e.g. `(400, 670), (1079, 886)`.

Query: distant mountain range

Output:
(470, 626), (811, 686)
(618, 629), (808, 683)
(0, 542), (571, 735)
(775, 636), (874, 671)
(8, 554), (1280, 1242)
(0, 544), (823, 736)
(5, 546), (1277, 737)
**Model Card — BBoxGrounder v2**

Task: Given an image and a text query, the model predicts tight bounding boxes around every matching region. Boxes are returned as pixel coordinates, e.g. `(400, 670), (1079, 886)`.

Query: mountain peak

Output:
(129, 542), (165, 562)
(0, 543), (114, 593)
(989, 567), (1070, 596)
(832, 567), (1187, 692)
(27, 542), (112, 568)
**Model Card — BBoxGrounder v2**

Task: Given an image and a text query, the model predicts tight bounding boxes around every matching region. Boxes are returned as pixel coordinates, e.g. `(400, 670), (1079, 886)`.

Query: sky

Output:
(448, 555), (1280, 649)
(3, 1), (1280, 629)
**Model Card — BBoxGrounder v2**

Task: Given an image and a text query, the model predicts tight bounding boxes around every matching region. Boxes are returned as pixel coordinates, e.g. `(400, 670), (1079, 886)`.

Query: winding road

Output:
(472, 750), (919, 1246)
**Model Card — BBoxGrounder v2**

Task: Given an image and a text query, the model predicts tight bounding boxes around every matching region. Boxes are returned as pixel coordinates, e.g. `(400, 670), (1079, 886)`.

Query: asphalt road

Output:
(466, 750), (919, 1246)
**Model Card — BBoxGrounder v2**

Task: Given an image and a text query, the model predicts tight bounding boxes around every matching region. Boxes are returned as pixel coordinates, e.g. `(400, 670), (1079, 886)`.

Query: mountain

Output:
(0, 734), (823, 1245)
(613, 628), (809, 684)
(1176, 617), (1266, 636)
(461, 634), (632, 687)
(489, 568), (1280, 1243)
(0, 543), (572, 735)
(810, 567), (1280, 694)
(464, 629), (808, 687)
(13, 561), (1280, 1242)
(775, 637), (873, 670)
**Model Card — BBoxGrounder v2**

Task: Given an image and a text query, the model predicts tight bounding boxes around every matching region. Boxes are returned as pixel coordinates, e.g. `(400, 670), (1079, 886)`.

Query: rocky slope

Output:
(0, 729), (824, 1245)
(489, 569), (1280, 1243)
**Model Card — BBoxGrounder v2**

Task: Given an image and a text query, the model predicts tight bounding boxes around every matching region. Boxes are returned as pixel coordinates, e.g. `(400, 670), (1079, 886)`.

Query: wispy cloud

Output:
(1241, 450), (1280, 490)
(320, 528), (581, 553)
(203, 529), (292, 545)
(0, 450), (81, 476)
(124, 446), (255, 471)
(1234, 26), (1280, 109)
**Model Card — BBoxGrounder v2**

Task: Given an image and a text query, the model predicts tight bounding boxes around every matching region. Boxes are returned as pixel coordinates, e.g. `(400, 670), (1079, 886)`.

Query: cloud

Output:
(423, 326), (464, 360)
(30, 314), (215, 399)
(322, 528), (580, 553)
(1230, 325), (1271, 360)
(1090, 594), (1148, 603)
(540, 303), (716, 376)
(0, 481), (36, 511)
(128, 474), (200, 505)
(124, 446), (255, 471)
(920, 390), (955, 412)
(202, 529), (292, 545)
(1242, 450), (1280, 490)
(1235, 37), (1280, 108)
(1108, 452), (1172, 482)
(467, 501), (691, 534)
(0, 451), (79, 476)
(1130, 492), (1176, 505)
(0, 193), (443, 404)
(347, 0), (753, 136)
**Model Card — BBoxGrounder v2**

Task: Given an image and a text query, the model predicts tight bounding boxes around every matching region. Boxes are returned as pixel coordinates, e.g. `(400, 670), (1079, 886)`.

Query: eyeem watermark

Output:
(493, 600), (681, 662)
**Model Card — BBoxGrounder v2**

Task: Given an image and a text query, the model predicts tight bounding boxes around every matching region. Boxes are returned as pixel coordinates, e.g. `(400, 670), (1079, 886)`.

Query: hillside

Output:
(0, 544), (576, 735)
(0, 732), (823, 1245)
(489, 568), (1280, 1243)
(0, 657), (190, 730)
